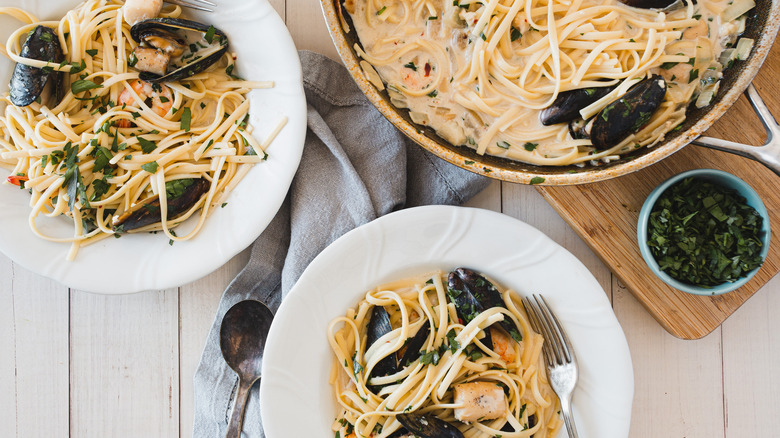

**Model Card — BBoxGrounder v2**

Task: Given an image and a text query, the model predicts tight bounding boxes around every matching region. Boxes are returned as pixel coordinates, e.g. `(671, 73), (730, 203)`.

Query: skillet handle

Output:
(692, 84), (780, 177)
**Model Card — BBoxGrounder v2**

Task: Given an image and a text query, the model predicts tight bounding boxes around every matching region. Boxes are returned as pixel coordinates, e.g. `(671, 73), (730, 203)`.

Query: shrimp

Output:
(123, 0), (162, 26)
(490, 326), (516, 363)
(117, 79), (173, 127)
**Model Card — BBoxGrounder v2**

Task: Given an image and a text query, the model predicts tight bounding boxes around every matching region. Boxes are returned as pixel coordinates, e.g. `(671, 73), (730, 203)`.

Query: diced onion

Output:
(696, 89), (715, 108)
(735, 38), (754, 60)
(721, 0), (755, 23)
(360, 61), (385, 91)
(718, 48), (735, 65)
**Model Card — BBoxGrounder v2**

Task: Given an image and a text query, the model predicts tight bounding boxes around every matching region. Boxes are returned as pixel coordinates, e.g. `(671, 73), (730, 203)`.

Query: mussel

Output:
(567, 75), (667, 150)
(539, 86), (614, 126)
(399, 321), (431, 366)
(365, 306), (399, 380)
(129, 18), (228, 83)
(9, 25), (64, 107)
(396, 413), (464, 438)
(447, 271), (492, 348)
(618, 0), (679, 9)
(112, 178), (209, 233)
(453, 268), (522, 342)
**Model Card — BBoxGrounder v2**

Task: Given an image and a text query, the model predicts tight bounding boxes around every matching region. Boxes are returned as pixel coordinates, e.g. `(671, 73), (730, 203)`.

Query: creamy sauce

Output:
(347, 0), (754, 166)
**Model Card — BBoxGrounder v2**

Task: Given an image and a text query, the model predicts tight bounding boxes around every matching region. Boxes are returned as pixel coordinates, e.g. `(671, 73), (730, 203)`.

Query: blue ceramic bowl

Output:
(637, 169), (771, 295)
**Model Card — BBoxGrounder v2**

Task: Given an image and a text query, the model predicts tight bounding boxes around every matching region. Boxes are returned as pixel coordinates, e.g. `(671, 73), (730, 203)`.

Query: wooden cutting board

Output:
(537, 41), (780, 340)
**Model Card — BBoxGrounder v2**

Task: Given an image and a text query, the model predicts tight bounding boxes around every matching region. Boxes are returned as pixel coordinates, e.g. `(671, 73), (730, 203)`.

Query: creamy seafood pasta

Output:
(345, 0), (756, 165)
(328, 268), (562, 438)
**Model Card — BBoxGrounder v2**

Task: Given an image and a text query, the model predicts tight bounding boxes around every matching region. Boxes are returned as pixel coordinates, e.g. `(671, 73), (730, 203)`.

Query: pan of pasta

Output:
(0, 0), (306, 293)
(260, 206), (633, 437)
(321, 0), (780, 184)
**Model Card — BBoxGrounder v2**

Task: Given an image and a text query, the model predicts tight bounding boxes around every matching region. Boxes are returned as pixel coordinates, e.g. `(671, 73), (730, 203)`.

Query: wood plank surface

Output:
(1, 1), (780, 438)
(537, 40), (780, 340)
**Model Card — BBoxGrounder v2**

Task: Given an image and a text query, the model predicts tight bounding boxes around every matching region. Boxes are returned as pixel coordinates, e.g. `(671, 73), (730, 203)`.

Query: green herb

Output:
(181, 107), (191, 132)
(428, 15), (438, 20)
(497, 141), (510, 149)
(165, 178), (194, 200)
(376, 6), (386, 14)
(660, 62), (678, 70)
(530, 177), (545, 185)
(646, 177), (765, 287)
(480, 32), (487, 41)
(71, 79), (102, 94)
(137, 137), (156, 153)
(419, 349), (440, 365)
(510, 27), (522, 41)
(204, 25), (216, 44)
(86, 49), (98, 57)
(92, 147), (113, 173)
(464, 160), (475, 165)
(445, 329), (460, 353)
(688, 68), (699, 83)
(427, 89), (438, 98)
(128, 52), (138, 67)
(404, 61), (417, 71)
(523, 142), (538, 151)
(141, 161), (159, 173)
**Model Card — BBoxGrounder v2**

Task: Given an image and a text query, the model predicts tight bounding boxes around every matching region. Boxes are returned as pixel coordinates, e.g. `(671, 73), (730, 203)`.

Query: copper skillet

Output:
(320, 0), (780, 185)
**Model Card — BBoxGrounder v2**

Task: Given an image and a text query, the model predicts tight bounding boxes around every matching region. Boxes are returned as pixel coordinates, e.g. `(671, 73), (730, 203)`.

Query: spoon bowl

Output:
(219, 300), (274, 438)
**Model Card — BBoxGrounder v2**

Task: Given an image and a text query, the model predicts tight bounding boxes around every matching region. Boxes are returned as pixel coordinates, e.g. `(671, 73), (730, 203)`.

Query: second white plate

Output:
(261, 205), (633, 437)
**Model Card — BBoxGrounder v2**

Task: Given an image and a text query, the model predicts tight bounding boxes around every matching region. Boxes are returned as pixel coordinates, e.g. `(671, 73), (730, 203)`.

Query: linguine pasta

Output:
(328, 270), (562, 438)
(345, 0), (755, 165)
(0, 0), (286, 260)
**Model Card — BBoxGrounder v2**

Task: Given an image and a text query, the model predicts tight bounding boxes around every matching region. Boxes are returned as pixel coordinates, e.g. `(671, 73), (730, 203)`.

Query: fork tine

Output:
(539, 295), (576, 365)
(164, 0), (214, 12)
(522, 296), (559, 366)
(529, 295), (567, 365)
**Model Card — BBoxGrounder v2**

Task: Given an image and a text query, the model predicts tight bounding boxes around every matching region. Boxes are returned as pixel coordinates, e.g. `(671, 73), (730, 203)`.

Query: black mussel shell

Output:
(540, 86), (614, 126)
(130, 18), (229, 83)
(9, 25), (64, 107)
(590, 75), (667, 150)
(396, 413), (464, 438)
(113, 178), (209, 232)
(454, 268), (522, 342)
(447, 272), (492, 349)
(618, 0), (678, 8)
(399, 321), (431, 366)
(365, 306), (399, 379)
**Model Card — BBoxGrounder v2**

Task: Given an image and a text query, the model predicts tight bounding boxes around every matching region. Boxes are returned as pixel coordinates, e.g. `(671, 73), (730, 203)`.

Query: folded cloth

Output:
(192, 50), (490, 437)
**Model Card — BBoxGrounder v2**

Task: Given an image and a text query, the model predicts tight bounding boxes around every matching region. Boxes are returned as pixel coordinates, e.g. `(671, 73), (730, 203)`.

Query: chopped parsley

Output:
(646, 177), (765, 287)
(141, 161), (159, 173)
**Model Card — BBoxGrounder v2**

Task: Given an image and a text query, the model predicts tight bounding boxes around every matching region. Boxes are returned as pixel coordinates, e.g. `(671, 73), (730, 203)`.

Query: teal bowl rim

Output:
(637, 168), (771, 296)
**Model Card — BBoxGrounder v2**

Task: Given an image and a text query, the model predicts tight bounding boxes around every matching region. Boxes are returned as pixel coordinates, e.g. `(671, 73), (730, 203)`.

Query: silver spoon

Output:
(219, 300), (274, 438)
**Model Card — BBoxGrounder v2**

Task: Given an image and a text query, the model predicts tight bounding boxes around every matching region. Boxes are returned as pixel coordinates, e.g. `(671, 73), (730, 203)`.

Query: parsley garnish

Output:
(137, 137), (156, 154)
(646, 177), (765, 286)
(180, 107), (191, 132)
(71, 79), (102, 94)
(141, 161), (159, 173)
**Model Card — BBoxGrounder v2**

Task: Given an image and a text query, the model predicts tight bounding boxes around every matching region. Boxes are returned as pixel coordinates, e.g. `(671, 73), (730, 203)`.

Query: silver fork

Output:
(165, 0), (216, 12)
(522, 295), (580, 438)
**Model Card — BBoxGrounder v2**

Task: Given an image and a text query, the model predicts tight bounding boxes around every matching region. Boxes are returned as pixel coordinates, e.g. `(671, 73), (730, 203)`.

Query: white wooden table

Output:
(2, 0), (779, 436)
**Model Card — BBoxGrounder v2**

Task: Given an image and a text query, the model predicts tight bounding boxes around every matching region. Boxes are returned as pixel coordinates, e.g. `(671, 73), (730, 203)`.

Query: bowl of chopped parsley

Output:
(637, 169), (771, 295)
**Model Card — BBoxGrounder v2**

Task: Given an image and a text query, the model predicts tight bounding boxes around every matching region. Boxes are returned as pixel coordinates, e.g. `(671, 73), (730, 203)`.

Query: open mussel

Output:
(539, 86), (614, 126)
(396, 413), (464, 438)
(365, 306), (399, 380)
(9, 25), (64, 107)
(567, 75), (667, 150)
(112, 178), (209, 233)
(453, 268), (522, 342)
(130, 18), (228, 83)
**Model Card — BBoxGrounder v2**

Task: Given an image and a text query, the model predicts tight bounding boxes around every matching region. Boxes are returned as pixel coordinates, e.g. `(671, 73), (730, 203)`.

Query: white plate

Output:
(261, 206), (633, 437)
(0, 0), (305, 293)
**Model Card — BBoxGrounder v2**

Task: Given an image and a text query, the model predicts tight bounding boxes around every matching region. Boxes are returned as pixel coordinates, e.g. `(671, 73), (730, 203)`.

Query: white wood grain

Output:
(0, 254), (17, 438)
(613, 280), (725, 437)
(179, 249), (250, 438)
(287, 0), (340, 59)
(9, 265), (69, 438)
(502, 184), (613, 302)
(722, 274), (780, 436)
(69, 289), (179, 438)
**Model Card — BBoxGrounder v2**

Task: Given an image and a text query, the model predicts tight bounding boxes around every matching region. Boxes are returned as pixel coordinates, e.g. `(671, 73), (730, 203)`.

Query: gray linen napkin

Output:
(192, 50), (490, 437)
